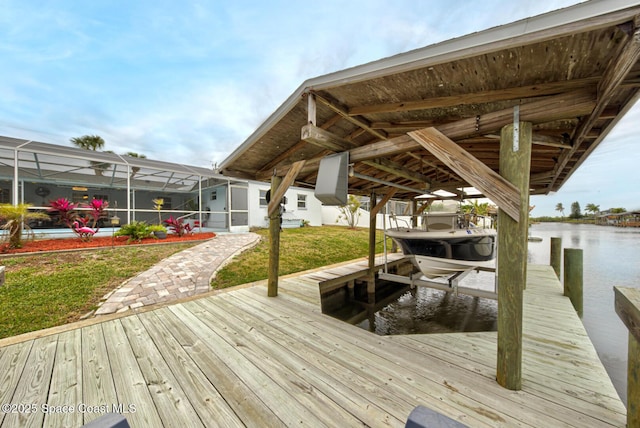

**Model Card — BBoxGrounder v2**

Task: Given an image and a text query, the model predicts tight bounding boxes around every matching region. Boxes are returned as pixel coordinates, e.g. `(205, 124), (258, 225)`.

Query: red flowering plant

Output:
(84, 198), (109, 232)
(47, 198), (78, 229)
(47, 197), (108, 240)
(163, 215), (193, 237)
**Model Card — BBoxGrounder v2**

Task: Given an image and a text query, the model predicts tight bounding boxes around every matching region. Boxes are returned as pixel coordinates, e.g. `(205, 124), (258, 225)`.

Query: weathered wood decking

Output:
(0, 260), (626, 427)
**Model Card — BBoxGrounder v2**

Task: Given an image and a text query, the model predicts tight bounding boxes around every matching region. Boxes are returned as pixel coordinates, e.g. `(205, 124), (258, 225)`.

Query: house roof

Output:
(0, 135), (229, 193)
(219, 0), (640, 201)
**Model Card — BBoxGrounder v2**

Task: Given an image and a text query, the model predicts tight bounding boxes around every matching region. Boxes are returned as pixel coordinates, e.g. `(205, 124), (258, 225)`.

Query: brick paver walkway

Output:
(94, 232), (261, 315)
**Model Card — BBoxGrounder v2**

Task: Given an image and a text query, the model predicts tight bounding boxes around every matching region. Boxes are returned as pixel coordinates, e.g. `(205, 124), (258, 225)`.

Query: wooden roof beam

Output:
(550, 21), (640, 189)
(484, 133), (571, 149)
(266, 89), (595, 182)
(301, 124), (431, 186)
(312, 92), (388, 140)
(348, 77), (599, 116)
(409, 127), (521, 221)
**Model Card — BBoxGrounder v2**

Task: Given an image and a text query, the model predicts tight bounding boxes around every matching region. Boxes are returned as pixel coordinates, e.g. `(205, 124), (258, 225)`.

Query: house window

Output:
(211, 191), (217, 201)
(297, 194), (307, 209)
(259, 189), (268, 207)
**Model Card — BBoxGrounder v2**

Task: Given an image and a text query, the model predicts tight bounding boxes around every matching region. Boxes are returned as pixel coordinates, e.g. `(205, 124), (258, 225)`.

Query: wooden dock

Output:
(0, 260), (626, 427)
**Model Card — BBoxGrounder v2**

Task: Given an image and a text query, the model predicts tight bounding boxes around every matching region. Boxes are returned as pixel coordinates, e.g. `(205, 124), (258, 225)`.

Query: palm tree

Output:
(555, 203), (565, 219)
(0, 203), (50, 248)
(125, 151), (147, 179)
(70, 135), (111, 176)
(585, 203), (600, 222)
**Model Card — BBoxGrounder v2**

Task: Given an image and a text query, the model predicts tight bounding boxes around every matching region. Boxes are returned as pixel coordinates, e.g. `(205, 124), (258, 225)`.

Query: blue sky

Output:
(0, 0), (638, 216)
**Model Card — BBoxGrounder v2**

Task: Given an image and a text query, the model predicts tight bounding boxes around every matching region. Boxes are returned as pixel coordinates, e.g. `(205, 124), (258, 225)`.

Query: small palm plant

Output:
(152, 198), (164, 224)
(0, 203), (50, 249)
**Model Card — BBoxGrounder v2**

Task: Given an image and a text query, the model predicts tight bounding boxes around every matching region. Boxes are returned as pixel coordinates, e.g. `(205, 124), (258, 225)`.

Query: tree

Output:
(0, 203), (49, 248)
(461, 200), (491, 225)
(336, 195), (362, 229)
(555, 203), (565, 219)
(569, 201), (582, 219)
(125, 151), (147, 179)
(585, 203), (600, 220)
(70, 134), (111, 176)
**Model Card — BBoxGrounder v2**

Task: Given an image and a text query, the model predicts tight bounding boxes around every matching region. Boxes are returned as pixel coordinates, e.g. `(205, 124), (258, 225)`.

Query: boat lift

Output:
(379, 213), (498, 300)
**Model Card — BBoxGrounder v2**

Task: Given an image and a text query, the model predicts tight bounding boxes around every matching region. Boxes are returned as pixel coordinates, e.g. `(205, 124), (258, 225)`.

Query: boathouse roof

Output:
(219, 0), (640, 201)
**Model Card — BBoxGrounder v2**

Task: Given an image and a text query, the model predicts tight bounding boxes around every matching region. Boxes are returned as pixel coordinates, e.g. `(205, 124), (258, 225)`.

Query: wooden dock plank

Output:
(0, 341), (32, 427)
(80, 323), (117, 425)
(136, 311), (244, 426)
(238, 286), (508, 427)
(211, 292), (406, 426)
(119, 316), (205, 427)
(1, 335), (57, 428)
(169, 302), (328, 427)
(192, 297), (367, 428)
(101, 320), (163, 427)
(43, 330), (83, 428)
(152, 307), (283, 427)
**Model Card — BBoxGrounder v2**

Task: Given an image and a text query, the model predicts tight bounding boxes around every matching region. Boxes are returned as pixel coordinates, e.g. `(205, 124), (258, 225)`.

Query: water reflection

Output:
(358, 286), (497, 335)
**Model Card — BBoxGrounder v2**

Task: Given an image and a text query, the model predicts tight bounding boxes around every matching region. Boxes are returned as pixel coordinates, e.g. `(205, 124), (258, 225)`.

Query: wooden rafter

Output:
(550, 22), (640, 189)
(409, 127), (521, 221)
(264, 89), (597, 187)
(312, 92), (388, 140)
(348, 77), (600, 116)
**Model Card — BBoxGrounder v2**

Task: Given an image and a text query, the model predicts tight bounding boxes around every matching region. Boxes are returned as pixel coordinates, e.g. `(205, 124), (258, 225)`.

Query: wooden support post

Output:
(347, 280), (355, 300)
(267, 175), (282, 297)
(563, 248), (583, 317)
(550, 237), (562, 278)
(368, 192), (377, 302)
(411, 199), (418, 228)
(614, 286), (640, 426)
(629, 333), (640, 428)
(496, 120), (532, 391)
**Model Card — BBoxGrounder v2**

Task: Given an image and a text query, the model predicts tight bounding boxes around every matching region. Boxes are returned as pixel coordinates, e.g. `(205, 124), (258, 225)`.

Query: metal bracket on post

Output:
(513, 105), (520, 152)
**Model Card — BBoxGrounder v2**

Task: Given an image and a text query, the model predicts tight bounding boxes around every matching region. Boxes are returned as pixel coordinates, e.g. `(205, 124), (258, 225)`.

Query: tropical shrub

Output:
(0, 203), (50, 249)
(85, 198), (108, 231)
(114, 221), (152, 242)
(164, 216), (193, 237)
(48, 197), (78, 228)
(48, 197), (108, 240)
(152, 198), (164, 224)
(336, 195), (362, 229)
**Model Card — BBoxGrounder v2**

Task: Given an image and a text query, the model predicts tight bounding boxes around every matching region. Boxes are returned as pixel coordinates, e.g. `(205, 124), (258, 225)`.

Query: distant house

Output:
(597, 210), (640, 227)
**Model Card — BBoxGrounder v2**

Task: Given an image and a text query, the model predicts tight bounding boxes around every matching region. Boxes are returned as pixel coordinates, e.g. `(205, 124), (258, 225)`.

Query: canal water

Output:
(354, 222), (638, 404)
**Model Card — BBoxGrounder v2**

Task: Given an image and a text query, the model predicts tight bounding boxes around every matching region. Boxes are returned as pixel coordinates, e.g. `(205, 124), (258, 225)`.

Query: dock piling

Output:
(563, 248), (583, 317)
(614, 286), (640, 427)
(550, 237), (562, 278)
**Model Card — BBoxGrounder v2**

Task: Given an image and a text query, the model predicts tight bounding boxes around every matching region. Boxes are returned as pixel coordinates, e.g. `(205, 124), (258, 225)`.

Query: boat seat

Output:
(426, 223), (453, 231)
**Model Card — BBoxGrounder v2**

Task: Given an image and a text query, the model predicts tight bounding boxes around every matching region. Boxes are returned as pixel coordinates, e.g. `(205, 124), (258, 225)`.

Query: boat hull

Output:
(386, 228), (496, 279)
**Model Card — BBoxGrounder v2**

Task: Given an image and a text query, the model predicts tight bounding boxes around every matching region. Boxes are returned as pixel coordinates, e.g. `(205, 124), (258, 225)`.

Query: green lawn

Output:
(0, 243), (197, 339)
(211, 225), (390, 289)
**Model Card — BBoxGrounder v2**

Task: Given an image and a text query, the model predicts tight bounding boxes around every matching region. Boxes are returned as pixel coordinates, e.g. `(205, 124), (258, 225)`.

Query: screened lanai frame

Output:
(0, 136), (249, 232)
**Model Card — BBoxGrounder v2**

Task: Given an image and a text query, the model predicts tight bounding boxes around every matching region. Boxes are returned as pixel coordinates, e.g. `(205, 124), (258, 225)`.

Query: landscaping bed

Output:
(0, 232), (215, 254)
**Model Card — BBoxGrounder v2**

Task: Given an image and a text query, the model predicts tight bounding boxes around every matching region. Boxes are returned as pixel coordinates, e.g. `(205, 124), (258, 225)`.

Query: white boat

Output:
(386, 212), (496, 279)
